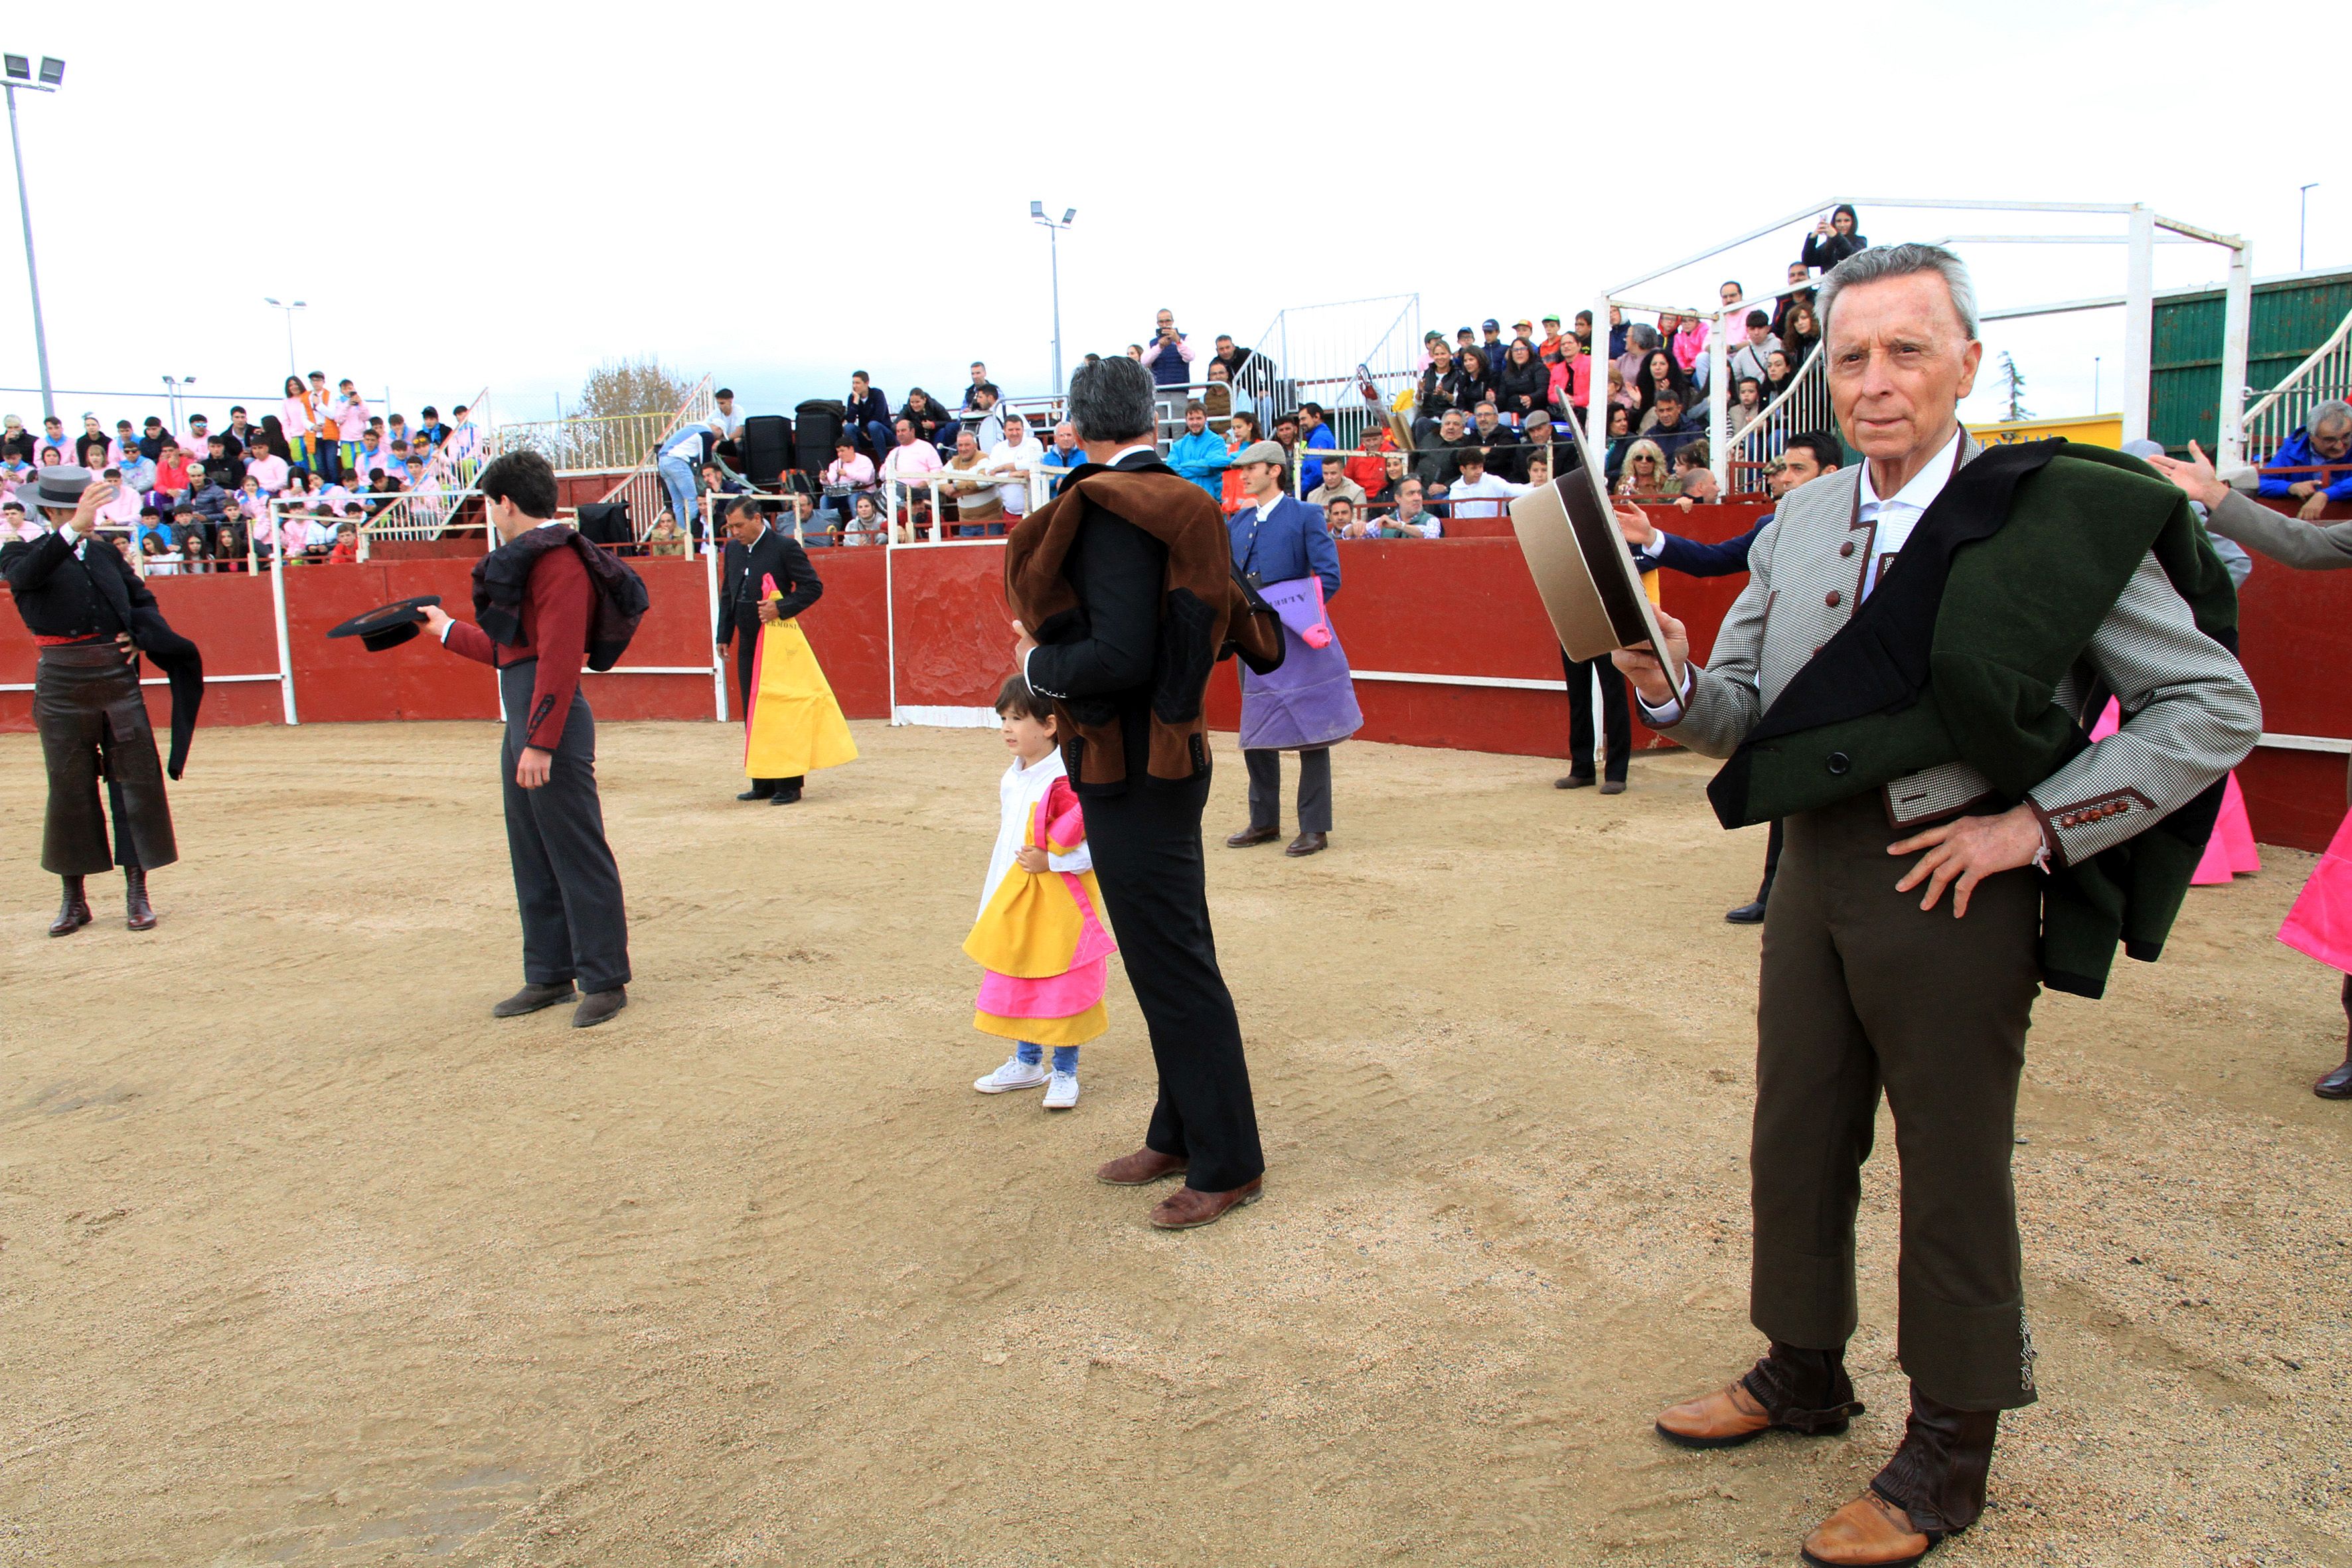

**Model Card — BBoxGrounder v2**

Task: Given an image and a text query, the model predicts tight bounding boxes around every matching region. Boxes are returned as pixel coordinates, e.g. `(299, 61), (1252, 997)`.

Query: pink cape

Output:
(2087, 698), (2258, 885)
(2280, 809), (2352, 975)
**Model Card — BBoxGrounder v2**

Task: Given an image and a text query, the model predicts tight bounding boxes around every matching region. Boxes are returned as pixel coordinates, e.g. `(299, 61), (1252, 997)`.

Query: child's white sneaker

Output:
(1042, 1069), (1080, 1110)
(975, 1054), (1050, 1094)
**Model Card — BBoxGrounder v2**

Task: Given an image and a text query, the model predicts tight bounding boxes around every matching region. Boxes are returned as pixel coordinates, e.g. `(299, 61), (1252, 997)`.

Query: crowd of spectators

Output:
(0, 377), (485, 572)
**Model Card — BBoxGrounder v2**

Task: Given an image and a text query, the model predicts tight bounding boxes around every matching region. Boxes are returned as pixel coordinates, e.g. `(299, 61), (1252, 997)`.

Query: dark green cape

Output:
(1707, 440), (2238, 998)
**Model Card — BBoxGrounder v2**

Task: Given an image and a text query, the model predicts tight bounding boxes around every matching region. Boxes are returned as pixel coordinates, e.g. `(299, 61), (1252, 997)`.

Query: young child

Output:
(965, 675), (1115, 1111)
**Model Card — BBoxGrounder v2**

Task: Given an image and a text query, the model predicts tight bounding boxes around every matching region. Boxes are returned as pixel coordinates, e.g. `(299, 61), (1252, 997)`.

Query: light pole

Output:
(2092, 356), (2100, 412)
(163, 374), (195, 431)
(3, 53), (62, 421)
(2301, 183), (2319, 272)
(263, 297), (306, 377)
(1029, 201), (1075, 392)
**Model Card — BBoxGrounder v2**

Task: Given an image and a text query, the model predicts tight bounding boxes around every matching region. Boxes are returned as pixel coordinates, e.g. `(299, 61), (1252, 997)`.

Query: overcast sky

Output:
(1, 0), (2343, 437)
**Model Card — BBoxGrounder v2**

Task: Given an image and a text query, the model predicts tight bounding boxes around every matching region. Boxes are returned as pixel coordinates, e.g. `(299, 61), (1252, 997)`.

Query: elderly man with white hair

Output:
(1616, 244), (2260, 1566)
(2250, 395), (2352, 520)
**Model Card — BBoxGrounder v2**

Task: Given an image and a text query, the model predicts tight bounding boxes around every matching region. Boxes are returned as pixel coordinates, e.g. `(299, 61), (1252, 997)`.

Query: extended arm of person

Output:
(1022, 514), (1162, 700)
(2205, 487), (2352, 572)
(1621, 516), (1780, 755)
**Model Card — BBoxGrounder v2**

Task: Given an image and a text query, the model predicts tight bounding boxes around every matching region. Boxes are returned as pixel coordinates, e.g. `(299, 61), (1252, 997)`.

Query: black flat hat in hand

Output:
(327, 595), (441, 653)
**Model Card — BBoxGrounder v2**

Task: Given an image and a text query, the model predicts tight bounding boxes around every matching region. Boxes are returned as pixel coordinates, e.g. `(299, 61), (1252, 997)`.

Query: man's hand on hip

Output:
(516, 745), (554, 790)
(1889, 803), (2043, 917)
(1609, 610), (1687, 707)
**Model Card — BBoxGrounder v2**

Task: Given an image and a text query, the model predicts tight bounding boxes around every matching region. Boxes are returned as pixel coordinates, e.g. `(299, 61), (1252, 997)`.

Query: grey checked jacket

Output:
(1652, 438), (2262, 868)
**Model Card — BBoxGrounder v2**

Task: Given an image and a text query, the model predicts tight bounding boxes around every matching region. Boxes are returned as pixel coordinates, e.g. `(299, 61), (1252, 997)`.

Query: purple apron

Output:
(1239, 576), (1362, 752)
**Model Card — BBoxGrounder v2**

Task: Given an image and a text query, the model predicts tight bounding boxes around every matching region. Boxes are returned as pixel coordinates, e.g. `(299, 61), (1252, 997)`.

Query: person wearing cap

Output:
(2, 467), (190, 933)
(1223, 438), (1352, 859)
(419, 449), (639, 1030)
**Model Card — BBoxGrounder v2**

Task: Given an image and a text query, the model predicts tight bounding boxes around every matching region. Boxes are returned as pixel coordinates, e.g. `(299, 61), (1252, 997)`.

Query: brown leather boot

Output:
(48, 876), (92, 937)
(123, 868), (157, 932)
(1656, 1342), (1862, 1448)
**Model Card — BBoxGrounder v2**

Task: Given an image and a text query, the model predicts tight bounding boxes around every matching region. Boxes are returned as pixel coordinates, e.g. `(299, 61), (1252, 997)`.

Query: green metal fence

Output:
(2152, 270), (2352, 454)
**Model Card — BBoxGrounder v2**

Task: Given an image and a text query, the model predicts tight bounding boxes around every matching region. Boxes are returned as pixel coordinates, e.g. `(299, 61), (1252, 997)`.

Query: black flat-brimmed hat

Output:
(327, 595), (441, 652)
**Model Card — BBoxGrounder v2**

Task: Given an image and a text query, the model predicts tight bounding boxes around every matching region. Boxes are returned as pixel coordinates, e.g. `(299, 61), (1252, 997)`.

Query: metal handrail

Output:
(2238, 302), (2352, 461)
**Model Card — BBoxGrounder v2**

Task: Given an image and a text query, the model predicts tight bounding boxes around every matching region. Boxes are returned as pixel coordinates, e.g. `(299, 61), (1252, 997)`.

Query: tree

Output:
(1997, 351), (2031, 422)
(572, 356), (696, 424)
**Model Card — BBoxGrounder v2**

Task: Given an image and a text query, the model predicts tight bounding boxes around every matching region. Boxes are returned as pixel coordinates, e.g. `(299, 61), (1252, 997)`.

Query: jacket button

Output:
(1839, 541), (1855, 558)
(1825, 590), (1843, 607)
(1826, 751), (1851, 776)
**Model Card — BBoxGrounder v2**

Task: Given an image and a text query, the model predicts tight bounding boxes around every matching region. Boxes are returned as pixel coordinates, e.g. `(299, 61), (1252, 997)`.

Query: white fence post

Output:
(705, 493), (726, 722)
(2121, 204), (2156, 445)
(269, 542), (297, 726)
(1709, 311), (1731, 496)
(2218, 242), (2252, 471)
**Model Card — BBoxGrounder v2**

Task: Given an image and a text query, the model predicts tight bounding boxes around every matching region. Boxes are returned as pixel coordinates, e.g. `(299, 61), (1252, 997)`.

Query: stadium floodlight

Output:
(4, 49), (60, 417)
(263, 297), (309, 376)
(1030, 202), (1077, 391)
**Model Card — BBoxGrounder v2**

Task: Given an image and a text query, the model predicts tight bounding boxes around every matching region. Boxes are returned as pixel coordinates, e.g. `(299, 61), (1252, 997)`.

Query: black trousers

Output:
(1757, 817), (1786, 904)
(732, 631), (803, 795)
(500, 661), (631, 994)
(1752, 792), (2041, 1411)
(1081, 774), (1265, 1194)
(35, 643), (175, 876)
(1561, 649), (1630, 782)
(1243, 746), (1332, 834)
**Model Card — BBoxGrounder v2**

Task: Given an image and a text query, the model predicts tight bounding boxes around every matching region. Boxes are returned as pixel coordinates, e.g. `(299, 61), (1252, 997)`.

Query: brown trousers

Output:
(1750, 791), (2040, 1412)
(35, 642), (176, 876)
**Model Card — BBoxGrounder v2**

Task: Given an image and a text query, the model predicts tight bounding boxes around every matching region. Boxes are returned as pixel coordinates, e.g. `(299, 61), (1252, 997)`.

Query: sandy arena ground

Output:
(1, 718), (2346, 1567)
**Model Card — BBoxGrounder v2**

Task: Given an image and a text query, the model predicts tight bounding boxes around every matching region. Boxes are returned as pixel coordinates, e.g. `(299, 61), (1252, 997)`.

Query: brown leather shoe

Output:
(1225, 824), (1280, 848)
(1655, 1380), (1778, 1448)
(1599, 779), (1626, 795)
(493, 981), (576, 1018)
(1555, 773), (1597, 789)
(48, 876), (92, 937)
(2317, 1053), (2352, 1099)
(1095, 1147), (1188, 1185)
(123, 868), (157, 931)
(1285, 831), (1327, 856)
(1801, 1493), (1934, 1567)
(1148, 1178), (1263, 1229)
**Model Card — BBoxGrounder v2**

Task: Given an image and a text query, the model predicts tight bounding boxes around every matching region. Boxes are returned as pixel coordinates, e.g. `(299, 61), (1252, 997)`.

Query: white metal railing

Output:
(589, 375), (719, 545)
(1722, 343), (1828, 493)
(2239, 303), (2352, 469)
(490, 410), (684, 475)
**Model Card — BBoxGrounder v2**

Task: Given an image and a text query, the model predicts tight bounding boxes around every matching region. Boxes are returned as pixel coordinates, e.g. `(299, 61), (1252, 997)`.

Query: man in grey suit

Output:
(1618, 244), (2260, 1567)
(2152, 430), (2352, 1100)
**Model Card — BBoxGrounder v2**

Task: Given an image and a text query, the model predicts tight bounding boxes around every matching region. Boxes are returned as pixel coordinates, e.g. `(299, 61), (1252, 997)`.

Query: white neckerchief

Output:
(1855, 428), (1963, 598)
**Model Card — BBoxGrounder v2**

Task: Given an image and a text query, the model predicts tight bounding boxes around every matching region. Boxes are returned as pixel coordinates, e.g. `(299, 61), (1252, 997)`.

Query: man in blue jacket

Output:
(2256, 399), (2352, 520)
(1297, 402), (1338, 495)
(1166, 402), (1231, 505)
(1225, 440), (1351, 856)
(1618, 431), (1843, 922)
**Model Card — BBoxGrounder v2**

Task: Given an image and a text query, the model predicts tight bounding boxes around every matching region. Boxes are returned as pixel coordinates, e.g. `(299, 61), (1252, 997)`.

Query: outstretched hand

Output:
(1010, 618), (1036, 666)
(1888, 804), (2043, 917)
(1610, 610), (1688, 707)
(2144, 439), (2229, 509)
(1613, 501), (1657, 549)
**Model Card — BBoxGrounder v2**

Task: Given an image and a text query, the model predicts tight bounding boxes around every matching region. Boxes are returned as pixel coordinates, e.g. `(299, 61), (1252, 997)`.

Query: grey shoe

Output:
(572, 986), (629, 1028)
(493, 981), (576, 1018)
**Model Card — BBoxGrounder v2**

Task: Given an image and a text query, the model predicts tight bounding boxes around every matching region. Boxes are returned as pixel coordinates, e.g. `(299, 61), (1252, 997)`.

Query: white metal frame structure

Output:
(2238, 301), (2352, 468)
(1591, 197), (2253, 497)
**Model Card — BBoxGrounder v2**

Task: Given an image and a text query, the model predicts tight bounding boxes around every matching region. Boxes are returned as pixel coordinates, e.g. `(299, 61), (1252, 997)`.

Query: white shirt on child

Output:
(979, 747), (1092, 919)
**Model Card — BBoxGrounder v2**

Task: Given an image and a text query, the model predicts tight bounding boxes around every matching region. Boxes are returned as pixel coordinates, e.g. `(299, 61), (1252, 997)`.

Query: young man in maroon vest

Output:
(422, 450), (632, 1028)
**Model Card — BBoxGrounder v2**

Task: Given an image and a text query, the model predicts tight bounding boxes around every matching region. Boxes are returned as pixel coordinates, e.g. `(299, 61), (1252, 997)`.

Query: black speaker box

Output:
(742, 415), (790, 488)
(575, 500), (631, 547)
(794, 410), (841, 473)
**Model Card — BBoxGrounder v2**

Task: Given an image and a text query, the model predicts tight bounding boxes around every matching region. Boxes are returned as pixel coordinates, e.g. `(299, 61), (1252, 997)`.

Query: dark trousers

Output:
(1561, 649), (1629, 783)
(500, 661), (630, 994)
(1081, 775), (1265, 1194)
(732, 631), (803, 795)
(1243, 746), (1332, 834)
(1751, 791), (2041, 1411)
(1757, 817), (1786, 903)
(35, 643), (175, 875)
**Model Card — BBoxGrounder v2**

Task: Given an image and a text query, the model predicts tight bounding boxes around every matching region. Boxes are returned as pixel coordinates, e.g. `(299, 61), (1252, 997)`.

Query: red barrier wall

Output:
(5, 498), (2344, 849)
